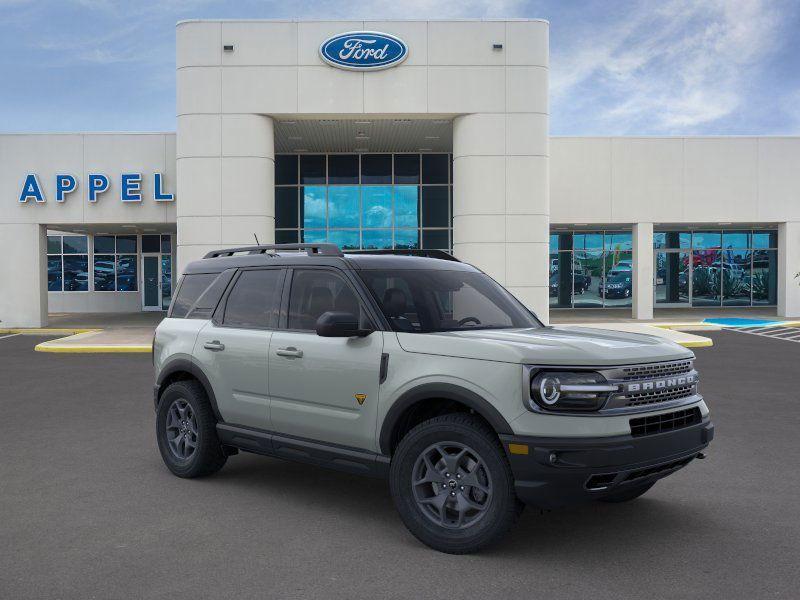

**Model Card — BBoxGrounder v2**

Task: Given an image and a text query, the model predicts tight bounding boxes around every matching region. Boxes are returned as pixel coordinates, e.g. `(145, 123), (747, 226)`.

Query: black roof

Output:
(183, 244), (478, 275)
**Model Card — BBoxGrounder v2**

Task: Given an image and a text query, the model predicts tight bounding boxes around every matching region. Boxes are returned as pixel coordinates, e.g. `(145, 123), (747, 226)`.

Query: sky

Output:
(0, 0), (798, 135)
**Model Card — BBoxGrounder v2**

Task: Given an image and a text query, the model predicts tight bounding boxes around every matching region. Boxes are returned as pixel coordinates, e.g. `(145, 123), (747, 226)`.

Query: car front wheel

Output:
(389, 414), (523, 554)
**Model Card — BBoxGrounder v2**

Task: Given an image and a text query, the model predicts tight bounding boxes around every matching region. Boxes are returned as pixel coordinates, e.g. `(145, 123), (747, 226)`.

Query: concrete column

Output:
(632, 222), (654, 320)
(0, 224), (47, 327)
(452, 113), (550, 322)
(778, 221), (800, 318)
(176, 114), (275, 275)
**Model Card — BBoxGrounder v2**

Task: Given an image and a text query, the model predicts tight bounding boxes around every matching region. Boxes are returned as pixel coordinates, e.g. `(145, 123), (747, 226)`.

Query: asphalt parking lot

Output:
(1, 331), (798, 599)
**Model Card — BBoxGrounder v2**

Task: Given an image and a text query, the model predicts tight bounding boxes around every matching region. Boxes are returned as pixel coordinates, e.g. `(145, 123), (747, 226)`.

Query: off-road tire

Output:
(390, 413), (523, 554)
(156, 380), (227, 478)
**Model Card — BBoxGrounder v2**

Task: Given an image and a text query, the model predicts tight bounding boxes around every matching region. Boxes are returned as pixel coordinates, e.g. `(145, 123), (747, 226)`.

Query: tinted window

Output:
(47, 235), (62, 254)
(358, 269), (540, 333)
(275, 155), (298, 185)
(94, 255), (116, 291)
(422, 186), (449, 227)
(94, 235), (115, 253)
(300, 155), (326, 184)
(288, 270), (367, 330)
(62, 235), (88, 254)
(224, 269), (283, 329)
(328, 154), (359, 184)
(361, 154), (391, 184)
(421, 154), (448, 184)
(116, 235), (137, 254)
(171, 273), (218, 318)
(275, 187), (299, 229)
(141, 234), (160, 253)
(394, 154), (420, 184)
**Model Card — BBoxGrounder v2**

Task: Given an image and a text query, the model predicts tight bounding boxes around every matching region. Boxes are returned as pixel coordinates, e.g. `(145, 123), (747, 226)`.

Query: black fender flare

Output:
(379, 383), (514, 455)
(155, 358), (223, 422)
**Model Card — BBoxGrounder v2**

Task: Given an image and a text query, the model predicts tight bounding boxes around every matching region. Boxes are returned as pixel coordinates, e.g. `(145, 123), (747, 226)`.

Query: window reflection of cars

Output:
(548, 269), (591, 296)
(599, 272), (632, 298)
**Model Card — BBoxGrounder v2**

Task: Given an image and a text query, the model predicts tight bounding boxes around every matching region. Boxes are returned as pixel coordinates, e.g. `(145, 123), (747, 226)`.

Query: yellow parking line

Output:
(678, 339), (714, 348)
(34, 344), (151, 353)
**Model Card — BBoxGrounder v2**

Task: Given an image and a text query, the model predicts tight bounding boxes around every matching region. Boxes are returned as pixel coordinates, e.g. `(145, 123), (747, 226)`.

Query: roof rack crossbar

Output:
(203, 243), (343, 259)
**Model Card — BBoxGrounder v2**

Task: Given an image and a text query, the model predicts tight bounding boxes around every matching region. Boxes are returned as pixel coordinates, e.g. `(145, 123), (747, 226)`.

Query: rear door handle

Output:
(276, 346), (303, 358)
(203, 340), (225, 351)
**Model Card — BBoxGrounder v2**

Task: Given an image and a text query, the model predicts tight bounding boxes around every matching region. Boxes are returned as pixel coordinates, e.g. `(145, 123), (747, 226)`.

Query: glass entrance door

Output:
(142, 255), (161, 311)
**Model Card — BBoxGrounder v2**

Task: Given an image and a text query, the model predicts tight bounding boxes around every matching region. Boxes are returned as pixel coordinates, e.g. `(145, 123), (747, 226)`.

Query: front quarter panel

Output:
(377, 333), (525, 449)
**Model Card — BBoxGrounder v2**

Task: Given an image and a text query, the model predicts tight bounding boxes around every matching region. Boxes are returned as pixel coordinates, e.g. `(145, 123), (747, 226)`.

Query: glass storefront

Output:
(47, 233), (174, 310)
(654, 229), (777, 307)
(274, 153), (453, 251)
(549, 231), (633, 309)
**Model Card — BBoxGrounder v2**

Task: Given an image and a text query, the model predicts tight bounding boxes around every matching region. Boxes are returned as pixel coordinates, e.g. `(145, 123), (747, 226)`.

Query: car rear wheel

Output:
(598, 481), (654, 503)
(156, 380), (227, 478)
(390, 414), (523, 554)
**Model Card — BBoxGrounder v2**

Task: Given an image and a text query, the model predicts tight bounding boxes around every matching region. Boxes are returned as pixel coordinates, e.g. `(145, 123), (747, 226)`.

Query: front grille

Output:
(620, 384), (696, 407)
(620, 359), (693, 381)
(629, 407), (702, 437)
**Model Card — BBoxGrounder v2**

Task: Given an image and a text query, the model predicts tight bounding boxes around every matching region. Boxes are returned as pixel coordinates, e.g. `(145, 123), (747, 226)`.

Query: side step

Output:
(216, 423), (390, 479)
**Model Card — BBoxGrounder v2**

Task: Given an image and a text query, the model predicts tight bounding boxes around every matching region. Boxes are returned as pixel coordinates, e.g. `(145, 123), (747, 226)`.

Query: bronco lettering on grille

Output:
(624, 373), (696, 393)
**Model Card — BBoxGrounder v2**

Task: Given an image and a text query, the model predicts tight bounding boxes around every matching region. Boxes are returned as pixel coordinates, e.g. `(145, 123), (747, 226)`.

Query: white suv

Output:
(152, 244), (713, 553)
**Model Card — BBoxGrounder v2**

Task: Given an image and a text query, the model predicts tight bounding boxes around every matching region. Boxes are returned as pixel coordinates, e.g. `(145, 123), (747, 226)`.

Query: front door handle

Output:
(276, 346), (303, 358)
(203, 340), (225, 351)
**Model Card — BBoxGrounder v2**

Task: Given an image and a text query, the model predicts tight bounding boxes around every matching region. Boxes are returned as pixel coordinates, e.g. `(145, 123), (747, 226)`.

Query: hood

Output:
(395, 326), (692, 366)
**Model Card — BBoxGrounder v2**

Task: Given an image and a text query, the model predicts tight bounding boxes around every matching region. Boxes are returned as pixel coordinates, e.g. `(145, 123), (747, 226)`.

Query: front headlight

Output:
(528, 370), (618, 412)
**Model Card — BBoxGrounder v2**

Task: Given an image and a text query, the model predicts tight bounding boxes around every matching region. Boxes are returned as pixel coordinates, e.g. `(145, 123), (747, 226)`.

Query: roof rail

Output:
(347, 249), (460, 262)
(203, 243), (343, 259)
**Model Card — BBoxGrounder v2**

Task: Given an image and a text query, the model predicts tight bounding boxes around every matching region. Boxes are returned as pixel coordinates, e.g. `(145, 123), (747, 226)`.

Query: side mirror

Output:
(315, 311), (373, 338)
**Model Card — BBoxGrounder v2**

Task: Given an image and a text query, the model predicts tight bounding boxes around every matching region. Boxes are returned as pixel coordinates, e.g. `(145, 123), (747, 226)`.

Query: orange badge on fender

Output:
(354, 393), (367, 406)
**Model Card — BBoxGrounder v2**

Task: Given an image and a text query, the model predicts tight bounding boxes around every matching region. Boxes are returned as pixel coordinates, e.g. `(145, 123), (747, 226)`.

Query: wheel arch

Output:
(379, 383), (514, 455)
(155, 359), (223, 422)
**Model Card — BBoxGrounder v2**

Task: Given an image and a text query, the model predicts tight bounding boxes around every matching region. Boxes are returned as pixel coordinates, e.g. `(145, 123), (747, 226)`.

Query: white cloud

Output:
(551, 0), (791, 133)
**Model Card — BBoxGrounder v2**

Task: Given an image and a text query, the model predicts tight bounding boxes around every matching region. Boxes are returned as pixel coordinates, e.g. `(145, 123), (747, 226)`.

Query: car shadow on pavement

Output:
(197, 452), (716, 558)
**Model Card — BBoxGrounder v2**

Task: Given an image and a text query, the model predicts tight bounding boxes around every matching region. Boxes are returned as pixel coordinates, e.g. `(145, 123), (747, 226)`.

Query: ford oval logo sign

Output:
(319, 31), (408, 71)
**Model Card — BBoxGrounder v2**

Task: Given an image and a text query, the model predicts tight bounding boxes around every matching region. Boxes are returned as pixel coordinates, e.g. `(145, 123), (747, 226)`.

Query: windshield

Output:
(357, 269), (542, 333)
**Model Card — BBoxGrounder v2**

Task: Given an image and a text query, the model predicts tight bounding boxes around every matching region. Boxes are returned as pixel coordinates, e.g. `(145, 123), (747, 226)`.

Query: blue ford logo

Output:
(319, 31), (408, 71)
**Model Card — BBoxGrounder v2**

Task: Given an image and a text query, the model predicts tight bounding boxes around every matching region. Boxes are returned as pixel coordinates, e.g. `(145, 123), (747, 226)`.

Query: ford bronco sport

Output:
(153, 243), (713, 554)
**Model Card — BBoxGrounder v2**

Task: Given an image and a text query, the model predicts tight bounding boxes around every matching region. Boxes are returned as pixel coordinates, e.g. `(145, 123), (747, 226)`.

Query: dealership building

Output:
(1, 18), (799, 327)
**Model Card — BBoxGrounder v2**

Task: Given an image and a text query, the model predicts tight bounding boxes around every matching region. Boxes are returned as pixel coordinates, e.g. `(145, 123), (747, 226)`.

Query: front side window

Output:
(287, 269), (367, 331)
(358, 269), (541, 333)
(223, 269), (282, 329)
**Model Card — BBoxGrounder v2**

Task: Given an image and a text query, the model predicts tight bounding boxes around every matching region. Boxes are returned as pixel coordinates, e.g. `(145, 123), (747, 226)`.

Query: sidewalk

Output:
(2, 312), (163, 353)
(2, 310), (717, 353)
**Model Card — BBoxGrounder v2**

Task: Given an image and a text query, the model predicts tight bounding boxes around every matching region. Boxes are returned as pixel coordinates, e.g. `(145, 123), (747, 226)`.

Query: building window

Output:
(93, 235), (138, 292)
(549, 231), (633, 309)
(275, 153), (453, 251)
(47, 235), (89, 292)
(654, 229), (777, 307)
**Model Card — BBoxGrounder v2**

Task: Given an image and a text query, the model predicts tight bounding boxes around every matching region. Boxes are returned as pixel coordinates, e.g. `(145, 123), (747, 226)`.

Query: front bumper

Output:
(500, 417), (713, 509)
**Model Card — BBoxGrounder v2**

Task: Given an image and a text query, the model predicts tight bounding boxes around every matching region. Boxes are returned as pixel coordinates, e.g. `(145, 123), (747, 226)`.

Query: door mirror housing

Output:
(315, 311), (373, 338)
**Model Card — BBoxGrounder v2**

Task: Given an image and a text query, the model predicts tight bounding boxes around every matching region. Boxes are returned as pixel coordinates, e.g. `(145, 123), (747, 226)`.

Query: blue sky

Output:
(1, 0), (798, 135)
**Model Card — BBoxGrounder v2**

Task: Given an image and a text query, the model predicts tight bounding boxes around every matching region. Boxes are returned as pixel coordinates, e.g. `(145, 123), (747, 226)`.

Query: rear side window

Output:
(171, 273), (218, 318)
(223, 269), (283, 329)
